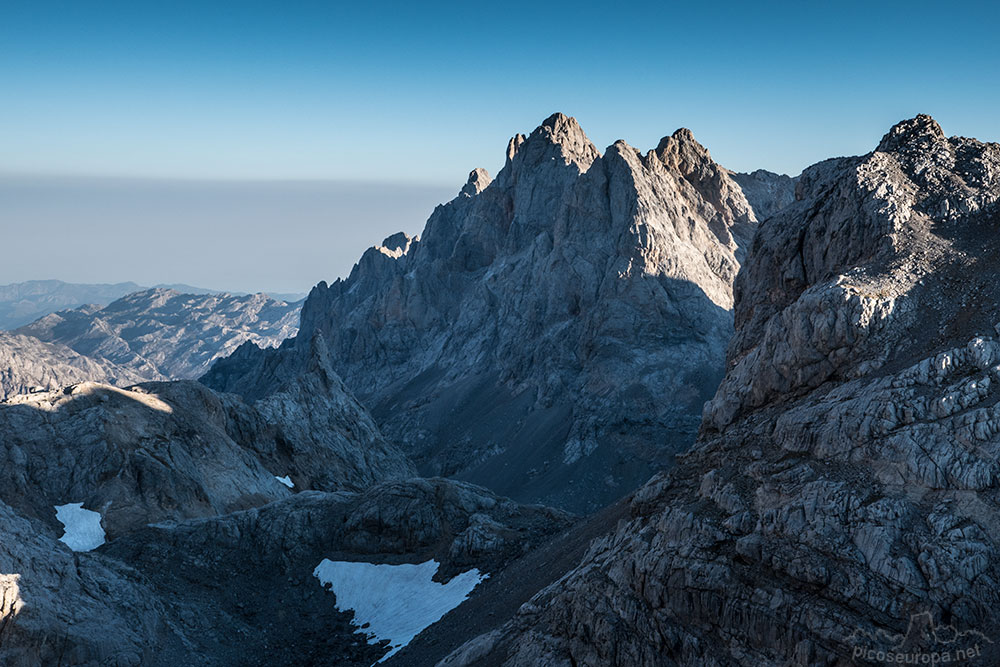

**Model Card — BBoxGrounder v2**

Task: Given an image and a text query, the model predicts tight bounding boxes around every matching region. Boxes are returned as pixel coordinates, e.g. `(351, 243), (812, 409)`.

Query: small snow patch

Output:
(54, 503), (105, 552)
(313, 559), (487, 662)
(275, 475), (294, 489)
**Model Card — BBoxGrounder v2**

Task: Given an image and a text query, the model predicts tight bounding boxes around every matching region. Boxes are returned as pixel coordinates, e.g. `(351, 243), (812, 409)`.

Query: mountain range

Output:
(440, 114), (1000, 666)
(205, 113), (792, 513)
(0, 279), (305, 330)
(4, 112), (996, 666)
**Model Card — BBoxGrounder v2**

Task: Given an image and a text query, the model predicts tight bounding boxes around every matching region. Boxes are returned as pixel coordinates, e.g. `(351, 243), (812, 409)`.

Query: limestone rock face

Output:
(729, 168), (797, 221)
(0, 498), (171, 667)
(0, 478), (569, 666)
(17, 288), (300, 381)
(0, 330), (415, 533)
(444, 115), (1000, 665)
(0, 331), (148, 401)
(0, 340), (427, 665)
(207, 113), (759, 512)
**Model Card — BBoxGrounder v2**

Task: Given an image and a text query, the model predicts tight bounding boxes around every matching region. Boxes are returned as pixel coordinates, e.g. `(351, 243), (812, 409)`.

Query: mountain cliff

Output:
(443, 115), (1000, 665)
(729, 168), (797, 221)
(206, 113), (760, 512)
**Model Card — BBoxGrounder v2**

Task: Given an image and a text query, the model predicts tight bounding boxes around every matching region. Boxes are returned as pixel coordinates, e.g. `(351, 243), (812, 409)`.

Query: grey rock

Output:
(729, 168), (797, 221)
(0, 498), (172, 667)
(0, 475), (569, 666)
(443, 115), (1000, 665)
(18, 288), (300, 380)
(0, 331), (148, 401)
(206, 113), (759, 513)
(0, 337), (414, 537)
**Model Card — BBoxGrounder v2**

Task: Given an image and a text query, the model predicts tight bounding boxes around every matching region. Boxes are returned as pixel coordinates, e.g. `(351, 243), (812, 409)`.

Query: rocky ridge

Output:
(206, 113), (763, 512)
(443, 115), (1000, 665)
(729, 168), (797, 221)
(0, 332), (148, 401)
(0, 323), (574, 665)
(0, 280), (146, 330)
(18, 288), (300, 381)
(0, 280), (306, 331)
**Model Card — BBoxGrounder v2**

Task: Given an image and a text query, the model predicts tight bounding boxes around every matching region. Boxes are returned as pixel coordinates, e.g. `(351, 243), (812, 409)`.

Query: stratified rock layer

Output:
(444, 116), (1000, 665)
(207, 113), (758, 512)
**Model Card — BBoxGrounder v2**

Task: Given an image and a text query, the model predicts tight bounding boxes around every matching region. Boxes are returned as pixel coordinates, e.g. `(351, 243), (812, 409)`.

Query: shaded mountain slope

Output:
(206, 113), (760, 513)
(443, 115), (1000, 665)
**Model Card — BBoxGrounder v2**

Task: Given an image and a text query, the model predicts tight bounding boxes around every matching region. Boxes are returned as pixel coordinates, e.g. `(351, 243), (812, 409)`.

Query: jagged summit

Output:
(877, 113), (946, 153)
(460, 167), (491, 197)
(515, 112), (600, 171)
(656, 126), (700, 149)
(655, 126), (713, 168)
(206, 112), (767, 513)
(447, 115), (1000, 666)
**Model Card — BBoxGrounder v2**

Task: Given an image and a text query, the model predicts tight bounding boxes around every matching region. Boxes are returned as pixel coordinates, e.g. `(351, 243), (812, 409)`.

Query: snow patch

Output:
(275, 475), (294, 488)
(313, 559), (487, 662)
(54, 503), (105, 552)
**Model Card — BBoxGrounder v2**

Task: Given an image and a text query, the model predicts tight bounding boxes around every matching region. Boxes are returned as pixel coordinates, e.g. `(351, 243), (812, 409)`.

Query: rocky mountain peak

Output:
(654, 127), (713, 174)
(876, 113), (946, 153)
(652, 126), (757, 250)
(515, 112), (600, 172)
(459, 167), (492, 197)
(445, 115), (1000, 666)
(216, 111), (767, 513)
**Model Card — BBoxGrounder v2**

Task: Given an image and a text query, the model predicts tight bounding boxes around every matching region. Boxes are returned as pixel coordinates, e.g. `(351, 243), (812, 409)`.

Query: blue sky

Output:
(1, 1), (997, 291)
(4, 0), (999, 183)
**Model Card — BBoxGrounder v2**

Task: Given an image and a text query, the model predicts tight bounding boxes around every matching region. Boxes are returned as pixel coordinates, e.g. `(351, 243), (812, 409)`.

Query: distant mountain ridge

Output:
(0, 279), (305, 330)
(16, 288), (301, 382)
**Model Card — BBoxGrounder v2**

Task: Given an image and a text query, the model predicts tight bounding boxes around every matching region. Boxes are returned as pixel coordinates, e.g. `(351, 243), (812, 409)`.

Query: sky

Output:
(1, 0), (998, 291)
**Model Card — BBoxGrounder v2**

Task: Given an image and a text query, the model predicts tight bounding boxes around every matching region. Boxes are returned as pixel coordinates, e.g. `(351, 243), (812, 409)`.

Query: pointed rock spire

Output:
(508, 112), (600, 172)
(506, 134), (526, 166)
(654, 127), (713, 175)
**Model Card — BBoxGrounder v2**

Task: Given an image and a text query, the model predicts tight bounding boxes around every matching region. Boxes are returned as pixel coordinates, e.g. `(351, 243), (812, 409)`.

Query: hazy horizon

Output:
(3, 1), (999, 292)
(0, 173), (454, 294)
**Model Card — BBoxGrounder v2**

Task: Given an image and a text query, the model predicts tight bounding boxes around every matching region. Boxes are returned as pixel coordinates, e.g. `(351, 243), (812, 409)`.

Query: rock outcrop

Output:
(444, 115), (1000, 665)
(0, 336), (441, 665)
(0, 338), (415, 537)
(0, 331), (148, 401)
(18, 288), (300, 380)
(0, 477), (570, 666)
(729, 168), (797, 221)
(206, 113), (760, 512)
